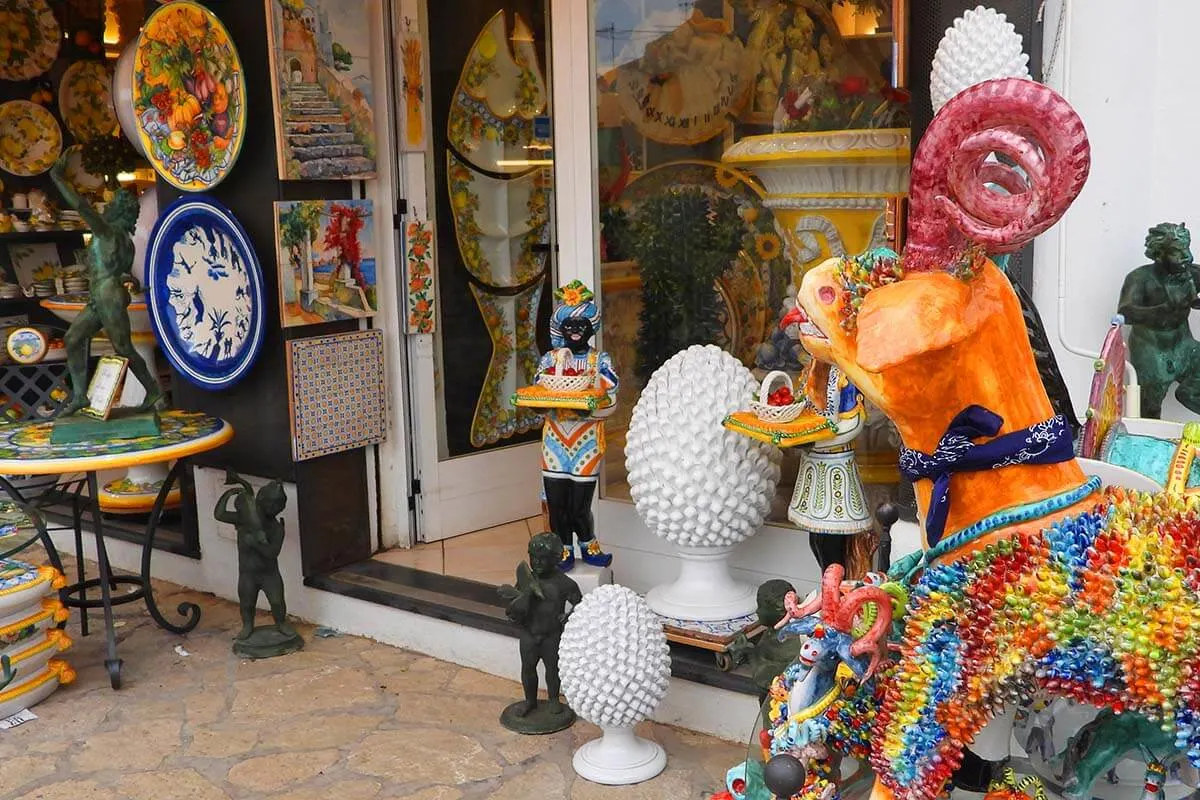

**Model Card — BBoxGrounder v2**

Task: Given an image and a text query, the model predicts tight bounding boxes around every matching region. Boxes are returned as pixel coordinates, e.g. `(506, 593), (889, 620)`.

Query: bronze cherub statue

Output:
(214, 471), (302, 659)
(49, 153), (163, 416)
(1117, 222), (1200, 418)
(498, 532), (581, 734)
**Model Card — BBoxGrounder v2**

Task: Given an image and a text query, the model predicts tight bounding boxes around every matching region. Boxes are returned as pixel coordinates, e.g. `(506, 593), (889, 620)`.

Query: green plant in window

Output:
(631, 188), (744, 384)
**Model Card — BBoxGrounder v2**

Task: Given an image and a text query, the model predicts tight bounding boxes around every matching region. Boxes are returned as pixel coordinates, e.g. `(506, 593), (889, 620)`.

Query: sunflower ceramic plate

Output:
(0, 0), (60, 81)
(132, 1), (247, 191)
(146, 196), (265, 389)
(0, 101), (62, 178)
(59, 60), (117, 142)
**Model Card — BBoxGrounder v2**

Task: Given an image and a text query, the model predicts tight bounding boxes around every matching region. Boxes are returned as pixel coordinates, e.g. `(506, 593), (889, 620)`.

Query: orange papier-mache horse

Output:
(785, 76), (1200, 800)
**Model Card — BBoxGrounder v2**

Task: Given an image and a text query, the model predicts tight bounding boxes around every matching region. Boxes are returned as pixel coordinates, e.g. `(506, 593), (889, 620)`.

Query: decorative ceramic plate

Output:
(59, 60), (118, 142)
(0, 101), (62, 177)
(132, 1), (247, 191)
(0, 0), (60, 81)
(146, 196), (264, 389)
(60, 145), (105, 199)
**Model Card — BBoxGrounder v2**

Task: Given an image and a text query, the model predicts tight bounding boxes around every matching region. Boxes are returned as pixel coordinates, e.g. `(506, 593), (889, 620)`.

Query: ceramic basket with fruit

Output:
(537, 348), (597, 393)
(748, 371), (807, 424)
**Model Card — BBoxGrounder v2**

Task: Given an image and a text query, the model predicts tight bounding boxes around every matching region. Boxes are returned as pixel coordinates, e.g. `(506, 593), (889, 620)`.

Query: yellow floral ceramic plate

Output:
(132, 0), (247, 191)
(59, 60), (118, 142)
(0, 101), (63, 178)
(61, 145), (105, 198)
(0, 0), (60, 81)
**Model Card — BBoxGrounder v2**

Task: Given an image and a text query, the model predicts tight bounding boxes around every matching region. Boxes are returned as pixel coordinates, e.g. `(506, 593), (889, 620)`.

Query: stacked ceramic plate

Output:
(31, 280), (55, 299)
(63, 276), (88, 295)
(0, 559), (73, 717)
(59, 211), (83, 231)
(0, 285), (21, 300)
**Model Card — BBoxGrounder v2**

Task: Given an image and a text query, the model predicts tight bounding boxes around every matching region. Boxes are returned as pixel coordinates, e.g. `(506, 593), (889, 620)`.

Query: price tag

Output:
(0, 709), (37, 730)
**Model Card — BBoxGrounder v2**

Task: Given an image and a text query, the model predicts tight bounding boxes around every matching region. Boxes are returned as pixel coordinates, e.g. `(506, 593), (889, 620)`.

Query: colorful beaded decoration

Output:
(872, 486), (1200, 800)
(834, 248), (904, 333)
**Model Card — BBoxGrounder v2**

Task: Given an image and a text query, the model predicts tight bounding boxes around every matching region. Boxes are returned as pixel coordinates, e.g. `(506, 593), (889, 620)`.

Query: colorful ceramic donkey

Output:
(788, 76), (1200, 800)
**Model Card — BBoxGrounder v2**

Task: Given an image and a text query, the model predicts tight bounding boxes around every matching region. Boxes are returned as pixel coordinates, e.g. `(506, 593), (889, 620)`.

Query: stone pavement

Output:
(0, 570), (745, 800)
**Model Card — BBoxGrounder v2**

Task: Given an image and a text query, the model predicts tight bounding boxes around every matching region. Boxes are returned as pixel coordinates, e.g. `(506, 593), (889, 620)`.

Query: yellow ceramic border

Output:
(723, 129), (911, 166)
(0, 566), (64, 597)
(0, 420), (234, 475)
(0, 658), (75, 704)
(40, 298), (147, 313)
(0, 599), (67, 638)
(6, 629), (72, 665)
(99, 486), (182, 513)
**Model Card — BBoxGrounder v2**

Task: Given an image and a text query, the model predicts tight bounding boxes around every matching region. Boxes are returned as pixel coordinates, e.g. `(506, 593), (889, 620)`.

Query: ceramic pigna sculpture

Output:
(214, 471), (303, 659)
(498, 531), (581, 734)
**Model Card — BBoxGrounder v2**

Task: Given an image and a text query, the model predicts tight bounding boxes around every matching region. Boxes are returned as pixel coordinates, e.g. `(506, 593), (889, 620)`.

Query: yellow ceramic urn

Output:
(721, 128), (910, 285)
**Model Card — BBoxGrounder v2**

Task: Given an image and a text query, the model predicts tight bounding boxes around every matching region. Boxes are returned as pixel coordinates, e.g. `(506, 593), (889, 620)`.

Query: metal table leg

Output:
(0, 474), (64, 573)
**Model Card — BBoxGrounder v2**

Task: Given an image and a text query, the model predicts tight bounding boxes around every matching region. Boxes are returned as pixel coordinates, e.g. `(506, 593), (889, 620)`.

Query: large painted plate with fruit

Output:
(59, 60), (118, 143)
(0, 101), (63, 178)
(132, 1), (246, 191)
(0, 0), (60, 81)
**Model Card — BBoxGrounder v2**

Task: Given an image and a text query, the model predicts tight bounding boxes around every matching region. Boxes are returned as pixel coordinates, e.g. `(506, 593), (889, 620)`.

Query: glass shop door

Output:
(405, 0), (556, 543)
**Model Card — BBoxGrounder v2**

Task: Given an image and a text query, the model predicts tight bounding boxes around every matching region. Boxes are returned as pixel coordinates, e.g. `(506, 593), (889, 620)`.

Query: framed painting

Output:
(264, 0), (378, 180)
(273, 199), (378, 327)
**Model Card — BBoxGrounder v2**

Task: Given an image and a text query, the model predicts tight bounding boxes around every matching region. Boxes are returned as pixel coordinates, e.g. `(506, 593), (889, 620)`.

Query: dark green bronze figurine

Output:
(1118, 222), (1200, 418)
(729, 579), (806, 706)
(49, 153), (163, 417)
(215, 471), (303, 660)
(498, 532), (581, 734)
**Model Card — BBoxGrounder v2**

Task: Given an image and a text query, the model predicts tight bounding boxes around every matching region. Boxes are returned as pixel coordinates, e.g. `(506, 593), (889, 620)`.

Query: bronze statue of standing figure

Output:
(49, 153), (163, 416)
(498, 532), (581, 734)
(214, 471), (303, 659)
(1118, 222), (1200, 418)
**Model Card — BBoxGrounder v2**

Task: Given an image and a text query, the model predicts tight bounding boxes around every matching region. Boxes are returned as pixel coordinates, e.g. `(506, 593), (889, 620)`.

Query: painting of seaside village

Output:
(274, 199), (378, 327)
(266, 0), (378, 180)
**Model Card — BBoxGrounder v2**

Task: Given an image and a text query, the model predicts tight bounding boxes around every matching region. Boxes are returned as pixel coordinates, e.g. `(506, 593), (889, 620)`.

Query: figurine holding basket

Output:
(512, 282), (619, 572)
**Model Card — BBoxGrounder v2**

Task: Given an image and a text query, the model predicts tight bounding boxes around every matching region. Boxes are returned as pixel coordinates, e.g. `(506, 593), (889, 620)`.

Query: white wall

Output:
(1035, 0), (1200, 422)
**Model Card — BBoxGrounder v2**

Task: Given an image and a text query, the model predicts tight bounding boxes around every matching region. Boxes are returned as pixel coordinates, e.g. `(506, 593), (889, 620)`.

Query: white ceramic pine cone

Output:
(559, 585), (671, 728)
(930, 5), (1030, 115)
(625, 345), (781, 548)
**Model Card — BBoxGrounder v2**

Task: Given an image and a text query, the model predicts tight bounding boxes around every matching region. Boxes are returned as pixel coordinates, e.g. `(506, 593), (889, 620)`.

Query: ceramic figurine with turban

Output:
(536, 281), (619, 572)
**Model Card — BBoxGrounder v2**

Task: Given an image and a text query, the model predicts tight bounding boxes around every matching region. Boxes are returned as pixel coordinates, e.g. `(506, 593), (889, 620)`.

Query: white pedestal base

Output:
(568, 564), (612, 596)
(645, 545), (755, 621)
(572, 726), (666, 786)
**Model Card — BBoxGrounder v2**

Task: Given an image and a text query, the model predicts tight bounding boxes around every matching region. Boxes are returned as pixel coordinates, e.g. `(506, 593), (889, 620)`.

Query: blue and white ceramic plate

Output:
(147, 196), (265, 390)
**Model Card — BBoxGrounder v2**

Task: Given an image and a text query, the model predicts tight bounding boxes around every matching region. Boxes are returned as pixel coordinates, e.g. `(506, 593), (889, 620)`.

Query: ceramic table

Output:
(0, 411), (233, 689)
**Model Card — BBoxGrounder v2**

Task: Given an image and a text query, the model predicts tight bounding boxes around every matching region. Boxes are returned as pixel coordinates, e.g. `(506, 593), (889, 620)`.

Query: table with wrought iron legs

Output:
(0, 412), (234, 689)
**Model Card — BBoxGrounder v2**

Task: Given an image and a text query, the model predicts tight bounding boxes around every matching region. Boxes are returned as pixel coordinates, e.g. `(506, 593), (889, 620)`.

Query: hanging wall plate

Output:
(59, 60), (117, 143)
(146, 196), (265, 390)
(0, 0), (60, 81)
(0, 101), (62, 178)
(132, 1), (247, 191)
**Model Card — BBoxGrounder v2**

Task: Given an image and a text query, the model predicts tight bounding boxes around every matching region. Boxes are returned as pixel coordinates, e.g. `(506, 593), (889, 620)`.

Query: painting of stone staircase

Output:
(284, 82), (375, 179)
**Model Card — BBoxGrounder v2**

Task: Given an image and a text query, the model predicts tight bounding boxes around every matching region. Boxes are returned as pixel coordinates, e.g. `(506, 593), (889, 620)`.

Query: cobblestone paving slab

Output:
(0, 559), (743, 799)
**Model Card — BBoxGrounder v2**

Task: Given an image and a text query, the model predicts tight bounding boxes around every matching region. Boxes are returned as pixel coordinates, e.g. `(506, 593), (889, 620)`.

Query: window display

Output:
(594, 0), (910, 524)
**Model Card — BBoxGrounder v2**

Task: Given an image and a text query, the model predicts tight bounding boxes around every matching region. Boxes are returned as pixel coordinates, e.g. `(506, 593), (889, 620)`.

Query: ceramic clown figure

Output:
(537, 281), (619, 572)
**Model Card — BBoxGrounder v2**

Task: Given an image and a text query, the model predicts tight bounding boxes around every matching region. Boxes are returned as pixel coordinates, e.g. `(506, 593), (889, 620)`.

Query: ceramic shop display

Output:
(132, 0), (247, 191)
(0, 101), (63, 178)
(59, 60), (118, 143)
(560, 585), (671, 785)
(0, 0), (60, 81)
(0, 659), (74, 719)
(625, 344), (781, 621)
(146, 195), (265, 390)
(0, 600), (68, 662)
(447, 11), (547, 175)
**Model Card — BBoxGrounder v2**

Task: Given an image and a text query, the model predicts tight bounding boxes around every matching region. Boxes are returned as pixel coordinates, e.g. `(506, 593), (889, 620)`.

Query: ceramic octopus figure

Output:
(787, 76), (1200, 800)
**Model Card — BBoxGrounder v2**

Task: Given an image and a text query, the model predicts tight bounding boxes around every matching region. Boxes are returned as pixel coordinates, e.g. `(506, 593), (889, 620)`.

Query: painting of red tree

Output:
(325, 202), (369, 289)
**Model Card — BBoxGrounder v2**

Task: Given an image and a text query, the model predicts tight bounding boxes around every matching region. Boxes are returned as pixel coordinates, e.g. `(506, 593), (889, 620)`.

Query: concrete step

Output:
(287, 131), (358, 147)
(285, 121), (348, 135)
(289, 143), (367, 161)
(296, 156), (376, 180)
